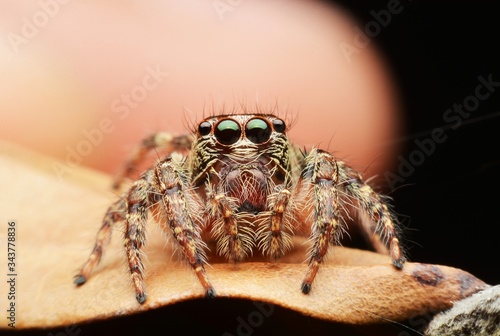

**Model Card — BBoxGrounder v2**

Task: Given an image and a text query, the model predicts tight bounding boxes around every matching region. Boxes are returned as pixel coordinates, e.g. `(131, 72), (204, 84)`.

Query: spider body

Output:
(74, 113), (405, 304)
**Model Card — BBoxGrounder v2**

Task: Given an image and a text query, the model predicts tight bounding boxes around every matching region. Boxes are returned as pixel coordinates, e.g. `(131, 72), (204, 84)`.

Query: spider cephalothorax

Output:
(74, 113), (405, 304)
(191, 115), (298, 261)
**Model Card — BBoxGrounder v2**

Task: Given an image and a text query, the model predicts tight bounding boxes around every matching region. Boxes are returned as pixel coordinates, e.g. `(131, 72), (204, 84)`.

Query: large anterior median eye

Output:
(246, 118), (271, 144)
(215, 119), (241, 145)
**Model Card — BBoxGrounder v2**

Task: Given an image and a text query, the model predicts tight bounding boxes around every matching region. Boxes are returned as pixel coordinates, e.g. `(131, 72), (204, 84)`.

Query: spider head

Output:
(191, 114), (291, 212)
(196, 114), (286, 147)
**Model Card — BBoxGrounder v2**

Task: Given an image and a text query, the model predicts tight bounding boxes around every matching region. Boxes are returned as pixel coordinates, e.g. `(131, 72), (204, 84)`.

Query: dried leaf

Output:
(0, 142), (488, 333)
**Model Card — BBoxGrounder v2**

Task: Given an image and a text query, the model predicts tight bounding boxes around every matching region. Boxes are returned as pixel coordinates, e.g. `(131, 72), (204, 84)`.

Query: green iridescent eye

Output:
(214, 119), (241, 145)
(246, 118), (271, 144)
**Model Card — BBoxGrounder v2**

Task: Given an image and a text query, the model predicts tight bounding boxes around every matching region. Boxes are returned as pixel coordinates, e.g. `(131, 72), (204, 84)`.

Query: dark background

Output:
(333, 0), (500, 287)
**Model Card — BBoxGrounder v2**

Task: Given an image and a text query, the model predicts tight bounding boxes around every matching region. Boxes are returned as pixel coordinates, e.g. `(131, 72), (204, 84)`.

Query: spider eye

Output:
(198, 121), (212, 136)
(272, 118), (286, 133)
(215, 119), (241, 145)
(245, 118), (271, 144)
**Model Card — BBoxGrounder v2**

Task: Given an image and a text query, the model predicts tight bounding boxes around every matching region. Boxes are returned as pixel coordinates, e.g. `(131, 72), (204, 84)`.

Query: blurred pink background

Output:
(0, 0), (402, 180)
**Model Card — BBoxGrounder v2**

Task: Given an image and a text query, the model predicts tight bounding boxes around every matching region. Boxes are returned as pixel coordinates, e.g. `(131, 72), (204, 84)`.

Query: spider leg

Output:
(154, 158), (215, 299)
(123, 172), (151, 304)
(337, 160), (405, 268)
(257, 188), (294, 259)
(207, 191), (254, 262)
(299, 149), (342, 294)
(74, 197), (126, 285)
(113, 132), (193, 190)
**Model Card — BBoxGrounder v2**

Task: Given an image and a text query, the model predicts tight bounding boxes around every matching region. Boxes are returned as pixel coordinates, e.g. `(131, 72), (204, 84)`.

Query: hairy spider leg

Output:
(113, 132), (193, 190)
(74, 198), (126, 286)
(299, 149), (341, 294)
(207, 190), (254, 262)
(123, 173), (150, 303)
(337, 161), (405, 268)
(152, 158), (215, 300)
(256, 188), (295, 259)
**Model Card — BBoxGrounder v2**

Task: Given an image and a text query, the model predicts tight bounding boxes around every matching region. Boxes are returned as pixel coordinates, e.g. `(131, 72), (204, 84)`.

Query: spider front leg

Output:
(299, 149), (342, 294)
(337, 161), (406, 269)
(113, 132), (193, 190)
(152, 158), (215, 299)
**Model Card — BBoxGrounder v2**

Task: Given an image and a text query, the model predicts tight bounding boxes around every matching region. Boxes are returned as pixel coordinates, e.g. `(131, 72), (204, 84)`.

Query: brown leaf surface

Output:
(0, 142), (488, 331)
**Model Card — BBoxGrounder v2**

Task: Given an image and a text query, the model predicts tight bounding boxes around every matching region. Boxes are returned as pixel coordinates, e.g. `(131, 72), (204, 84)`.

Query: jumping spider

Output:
(74, 113), (405, 304)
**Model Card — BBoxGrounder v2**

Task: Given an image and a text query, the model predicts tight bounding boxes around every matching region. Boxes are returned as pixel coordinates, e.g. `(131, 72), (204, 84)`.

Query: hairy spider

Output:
(74, 113), (405, 304)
